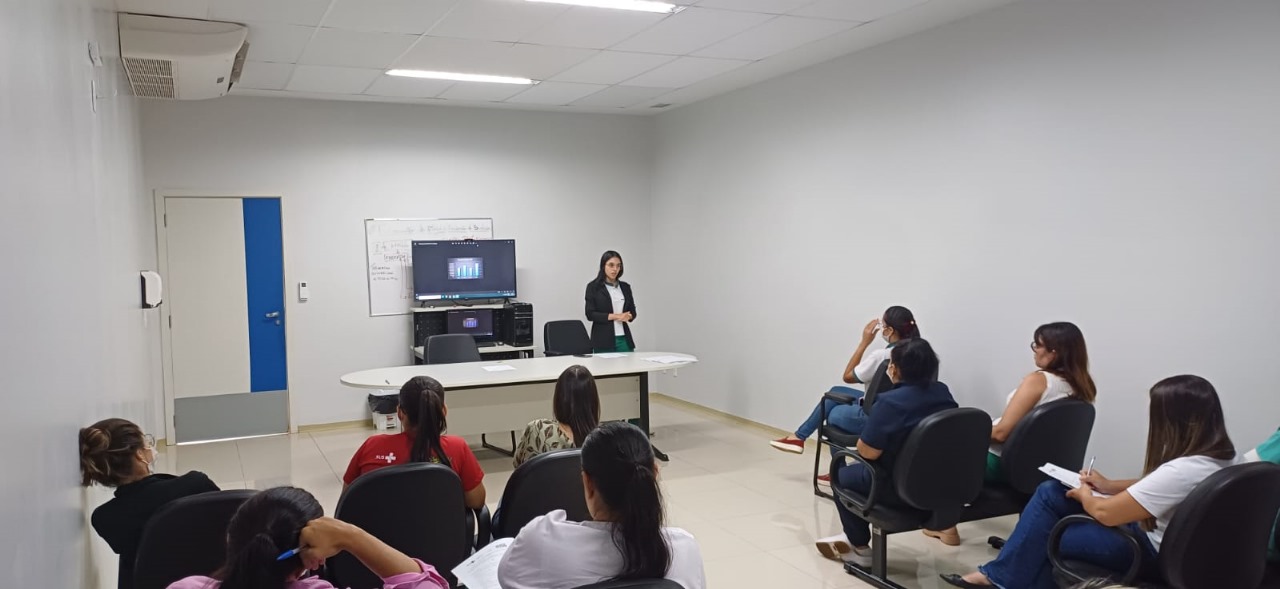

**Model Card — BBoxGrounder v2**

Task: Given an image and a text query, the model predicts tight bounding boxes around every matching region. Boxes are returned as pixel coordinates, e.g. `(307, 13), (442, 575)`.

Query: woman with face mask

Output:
(81, 418), (220, 589)
(769, 306), (921, 485)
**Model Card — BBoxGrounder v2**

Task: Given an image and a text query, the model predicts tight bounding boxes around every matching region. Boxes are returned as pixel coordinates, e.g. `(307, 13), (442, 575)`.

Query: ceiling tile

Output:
(394, 37), (515, 73)
(692, 0), (812, 15)
(570, 84), (669, 108)
(116, 0), (209, 19)
(322, 0), (459, 34)
(500, 44), (597, 80)
(693, 15), (856, 60)
(438, 81), (530, 102)
(789, 0), (926, 22)
(298, 29), (419, 68)
(550, 51), (674, 85)
(506, 81), (607, 105)
(611, 7), (774, 55)
(622, 55), (748, 87)
(285, 65), (382, 93)
(210, 0), (332, 26)
(427, 0), (568, 43)
(236, 61), (295, 90)
(364, 75), (455, 98)
(521, 7), (666, 50)
(244, 22), (315, 63)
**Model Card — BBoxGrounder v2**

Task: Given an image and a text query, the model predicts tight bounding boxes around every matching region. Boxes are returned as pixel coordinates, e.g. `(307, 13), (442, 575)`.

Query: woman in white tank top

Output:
(924, 322), (1097, 547)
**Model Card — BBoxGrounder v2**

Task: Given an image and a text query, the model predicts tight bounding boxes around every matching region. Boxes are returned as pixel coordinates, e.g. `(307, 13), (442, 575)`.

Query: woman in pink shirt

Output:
(167, 486), (447, 589)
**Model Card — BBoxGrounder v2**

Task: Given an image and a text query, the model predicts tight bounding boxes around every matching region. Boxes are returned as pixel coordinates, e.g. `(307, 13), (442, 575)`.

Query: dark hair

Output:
(888, 338), (940, 386)
(1141, 375), (1235, 531)
(882, 306), (920, 340)
(593, 250), (624, 285)
(581, 422), (670, 581)
(554, 365), (601, 448)
(79, 418), (147, 487)
(399, 376), (451, 467)
(1033, 322), (1097, 403)
(216, 486), (324, 589)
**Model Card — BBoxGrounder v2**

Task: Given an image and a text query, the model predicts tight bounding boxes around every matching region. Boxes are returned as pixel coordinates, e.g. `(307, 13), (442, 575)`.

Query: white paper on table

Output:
(482, 365), (516, 372)
(644, 355), (698, 365)
(593, 353), (626, 359)
(1039, 463), (1109, 498)
(451, 537), (512, 589)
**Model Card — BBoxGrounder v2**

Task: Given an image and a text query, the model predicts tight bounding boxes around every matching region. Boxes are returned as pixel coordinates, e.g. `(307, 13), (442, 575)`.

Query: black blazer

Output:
(584, 280), (636, 352)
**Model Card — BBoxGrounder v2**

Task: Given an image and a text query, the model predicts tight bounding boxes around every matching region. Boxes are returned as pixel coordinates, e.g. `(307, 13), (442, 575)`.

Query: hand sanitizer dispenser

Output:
(140, 271), (163, 308)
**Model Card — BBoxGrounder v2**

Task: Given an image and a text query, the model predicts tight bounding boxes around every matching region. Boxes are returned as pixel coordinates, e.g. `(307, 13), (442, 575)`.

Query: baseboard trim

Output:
(651, 392), (817, 449)
(298, 419), (373, 433)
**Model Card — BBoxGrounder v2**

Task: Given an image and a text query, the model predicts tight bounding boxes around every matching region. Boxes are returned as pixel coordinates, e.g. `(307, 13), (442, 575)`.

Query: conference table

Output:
(340, 351), (697, 461)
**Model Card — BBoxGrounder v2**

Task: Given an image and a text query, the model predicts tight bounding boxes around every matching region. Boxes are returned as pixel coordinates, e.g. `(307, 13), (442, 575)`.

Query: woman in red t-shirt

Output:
(344, 376), (486, 509)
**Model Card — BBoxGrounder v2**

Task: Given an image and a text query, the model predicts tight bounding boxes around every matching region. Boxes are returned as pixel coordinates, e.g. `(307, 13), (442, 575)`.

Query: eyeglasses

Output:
(143, 434), (156, 449)
(1030, 341), (1045, 351)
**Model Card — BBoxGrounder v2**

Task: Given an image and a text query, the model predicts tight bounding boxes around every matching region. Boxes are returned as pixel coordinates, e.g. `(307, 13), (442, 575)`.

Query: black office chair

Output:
(328, 463), (490, 589)
(423, 334), (482, 365)
(813, 360), (892, 498)
(1049, 462), (1280, 589)
(831, 407), (992, 589)
(492, 449), (592, 539)
(132, 490), (256, 589)
(573, 580), (684, 589)
(544, 320), (592, 357)
(956, 399), (1096, 549)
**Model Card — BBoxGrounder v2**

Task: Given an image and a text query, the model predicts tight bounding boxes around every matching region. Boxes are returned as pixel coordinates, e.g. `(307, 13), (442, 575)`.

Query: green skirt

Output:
(596, 335), (633, 354)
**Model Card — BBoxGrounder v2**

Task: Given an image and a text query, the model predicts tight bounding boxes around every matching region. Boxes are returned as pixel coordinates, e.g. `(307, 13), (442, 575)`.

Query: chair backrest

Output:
(1000, 399), (1097, 494)
(494, 449), (591, 538)
(330, 463), (470, 588)
(1157, 462), (1280, 589)
(860, 360), (892, 415)
(893, 407), (992, 511)
(573, 580), (685, 589)
(544, 320), (593, 356)
(133, 490), (257, 589)
(424, 334), (481, 365)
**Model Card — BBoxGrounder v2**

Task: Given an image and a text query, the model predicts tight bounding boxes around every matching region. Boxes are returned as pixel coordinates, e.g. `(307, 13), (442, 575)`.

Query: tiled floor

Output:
(149, 398), (1018, 588)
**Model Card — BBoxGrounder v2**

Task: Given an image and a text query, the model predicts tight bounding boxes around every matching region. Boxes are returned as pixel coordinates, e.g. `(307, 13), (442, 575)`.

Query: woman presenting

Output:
(585, 250), (636, 353)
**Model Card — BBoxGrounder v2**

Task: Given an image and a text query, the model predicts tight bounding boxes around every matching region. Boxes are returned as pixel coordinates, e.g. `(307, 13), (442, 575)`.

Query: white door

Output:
(160, 196), (289, 443)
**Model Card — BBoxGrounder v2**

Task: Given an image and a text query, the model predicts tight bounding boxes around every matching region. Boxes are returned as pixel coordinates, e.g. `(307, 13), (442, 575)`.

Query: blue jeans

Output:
(833, 462), (878, 546)
(980, 481), (1158, 589)
(795, 386), (868, 440)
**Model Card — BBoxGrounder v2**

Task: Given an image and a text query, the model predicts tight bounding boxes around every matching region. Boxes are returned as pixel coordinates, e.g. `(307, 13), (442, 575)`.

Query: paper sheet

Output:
(1040, 463), (1109, 498)
(593, 353), (626, 359)
(482, 365), (516, 372)
(452, 538), (513, 589)
(644, 355), (698, 365)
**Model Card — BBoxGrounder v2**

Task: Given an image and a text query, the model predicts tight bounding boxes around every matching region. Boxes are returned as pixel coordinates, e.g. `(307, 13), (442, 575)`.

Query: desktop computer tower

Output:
(500, 302), (534, 347)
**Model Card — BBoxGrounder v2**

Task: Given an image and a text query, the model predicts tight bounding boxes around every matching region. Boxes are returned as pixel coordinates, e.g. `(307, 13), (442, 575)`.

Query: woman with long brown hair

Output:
(940, 375), (1237, 589)
(926, 322), (1097, 546)
(513, 365), (601, 467)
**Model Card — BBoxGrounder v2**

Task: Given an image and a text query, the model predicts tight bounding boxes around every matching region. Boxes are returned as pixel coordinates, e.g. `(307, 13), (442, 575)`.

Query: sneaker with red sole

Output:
(769, 438), (805, 454)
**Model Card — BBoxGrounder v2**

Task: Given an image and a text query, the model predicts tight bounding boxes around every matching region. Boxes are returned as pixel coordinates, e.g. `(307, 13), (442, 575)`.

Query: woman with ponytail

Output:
(168, 486), (448, 589)
(498, 422), (705, 589)
(512, 365), (601, 467)
(81, 417), (218, 589)
(343, 376), (486, 509)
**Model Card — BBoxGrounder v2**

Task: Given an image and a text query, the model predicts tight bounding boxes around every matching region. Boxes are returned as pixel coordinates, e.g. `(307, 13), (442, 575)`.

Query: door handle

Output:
(265, 311), (280, 318)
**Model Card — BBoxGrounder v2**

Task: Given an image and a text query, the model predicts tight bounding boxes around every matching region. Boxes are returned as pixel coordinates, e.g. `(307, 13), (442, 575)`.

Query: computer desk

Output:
(340, 351), (696, 461)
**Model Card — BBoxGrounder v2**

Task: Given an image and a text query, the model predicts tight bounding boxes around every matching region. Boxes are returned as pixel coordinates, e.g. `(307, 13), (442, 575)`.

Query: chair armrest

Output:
(471, 505), (492, 550)
(1047, 514), (1145, 585)
(823, 391), (858, 405)
(829, 448), (882, 517)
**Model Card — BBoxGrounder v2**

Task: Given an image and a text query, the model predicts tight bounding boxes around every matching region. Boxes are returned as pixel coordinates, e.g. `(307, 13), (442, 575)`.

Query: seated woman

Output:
(925, 322), (1098, 546)
(498, 422), (705, 589)
(168, 486), (448, 589)
(770, 305), (921, 470)
(81, 418), (219, 588)
(513, 364), (601, 467)
(813, 338), (957, 566)
(1242, 425), (1280, 563)
(343, 376), (485, 509)
(941, 375), (1237, 589)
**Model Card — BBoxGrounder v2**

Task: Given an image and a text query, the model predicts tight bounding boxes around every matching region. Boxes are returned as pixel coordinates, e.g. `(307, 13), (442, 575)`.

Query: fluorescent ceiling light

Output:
(386, 69), (537, 85)
(526, 0), (681, 14)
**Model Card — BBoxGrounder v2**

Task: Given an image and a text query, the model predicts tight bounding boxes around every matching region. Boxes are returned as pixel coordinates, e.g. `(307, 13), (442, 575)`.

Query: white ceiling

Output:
(115, 0), (1016, 114)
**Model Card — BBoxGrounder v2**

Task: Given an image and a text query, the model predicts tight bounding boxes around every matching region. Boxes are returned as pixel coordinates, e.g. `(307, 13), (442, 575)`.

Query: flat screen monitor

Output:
(446, 309), (495, 341)
(412, 239), (517, 301)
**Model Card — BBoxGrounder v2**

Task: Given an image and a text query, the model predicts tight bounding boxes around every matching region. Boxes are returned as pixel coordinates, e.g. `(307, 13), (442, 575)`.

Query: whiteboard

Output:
(365, 218), (494, 316)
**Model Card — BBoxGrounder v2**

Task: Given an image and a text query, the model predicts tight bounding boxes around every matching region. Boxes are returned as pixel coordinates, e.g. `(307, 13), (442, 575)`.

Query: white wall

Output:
(140, 97), (655, 427)
(649, 0), (1280, 475)
(0, 0), (155, 587)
